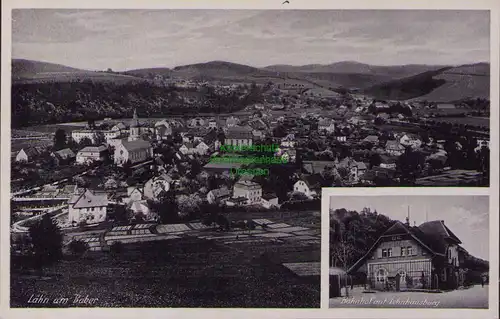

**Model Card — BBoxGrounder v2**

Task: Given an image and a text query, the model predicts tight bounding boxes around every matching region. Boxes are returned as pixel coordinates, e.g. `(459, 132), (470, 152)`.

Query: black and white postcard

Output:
(1, 1), (499, 319)
(328, 194), (489, 309)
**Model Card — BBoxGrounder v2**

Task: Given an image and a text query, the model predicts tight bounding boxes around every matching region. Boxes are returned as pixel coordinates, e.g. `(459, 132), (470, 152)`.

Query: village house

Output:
(363, 135), (380, 144)
(154, 120), (172, 140)
(293, 174), (323, 198)
(318, 118), (336, 134)
(114, 139), (153, 166)
(111, 122), (127, 132)
(15, 147), (40, 163)
(51, 148), (76, 166)
(232, 180), (262, 205)
(76, 145), (108, 164)
(71, 129), (122, 145)
(261, 193), (279, 209)
(179, 141), (210, 156)
(348, 218), (466, 291)
(385, 140), (406, 156)
(206, 187), (232, 205)
(280, 134), (296, 148)
(338, 158), (368, 183)
(126, 185), (144, 203)
(224, 125), (253, 146)
(68, 189), (108, 225)
(399, 133), (423, 149)
(379, 155), (397, 169)
(128, 200), (153, 220)
(143, 174), (173, 200)
(187, 117), (206, 128)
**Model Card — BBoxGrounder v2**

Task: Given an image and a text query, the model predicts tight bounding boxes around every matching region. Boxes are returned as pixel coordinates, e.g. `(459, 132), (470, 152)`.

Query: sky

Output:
(329, 195), (490, 260)
(12, 9), (490, 71)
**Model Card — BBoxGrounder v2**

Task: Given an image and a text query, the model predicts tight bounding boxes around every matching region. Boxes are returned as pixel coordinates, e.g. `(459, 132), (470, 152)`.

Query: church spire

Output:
(131, 108), (139, 128)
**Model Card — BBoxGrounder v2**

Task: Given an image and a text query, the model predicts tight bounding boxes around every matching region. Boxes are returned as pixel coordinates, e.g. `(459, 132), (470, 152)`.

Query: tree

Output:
(177, 194), (202, 219)
(53, 129), (67, 150)
(79, 137), (93, 148)
(156, 191), (178, 224)
(94, 131), (107, 146)
(368, 153), (382, 168)
(68, 240), (89, 256)
(28, 214), (63, 275)
(396, 147), (425, 185)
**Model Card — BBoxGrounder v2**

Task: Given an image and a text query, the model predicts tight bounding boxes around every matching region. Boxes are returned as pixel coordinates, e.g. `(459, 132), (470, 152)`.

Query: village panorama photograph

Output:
(8, 9), (489, 308)
(329, 195), (490, 309)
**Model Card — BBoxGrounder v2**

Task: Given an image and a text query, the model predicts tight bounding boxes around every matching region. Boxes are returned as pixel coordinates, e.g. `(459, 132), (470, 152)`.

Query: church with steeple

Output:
(128, 108), (141, 141)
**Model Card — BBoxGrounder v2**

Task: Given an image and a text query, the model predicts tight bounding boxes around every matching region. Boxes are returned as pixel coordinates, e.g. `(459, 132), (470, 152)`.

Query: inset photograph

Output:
(329, 195), (489, 308)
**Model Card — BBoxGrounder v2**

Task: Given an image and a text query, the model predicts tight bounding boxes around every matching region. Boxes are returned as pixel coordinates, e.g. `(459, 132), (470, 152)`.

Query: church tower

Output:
(129, 108), (140, 141)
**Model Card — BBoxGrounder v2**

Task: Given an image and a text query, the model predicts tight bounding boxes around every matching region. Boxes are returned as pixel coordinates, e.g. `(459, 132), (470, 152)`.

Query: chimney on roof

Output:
(405, 205), (410, 226)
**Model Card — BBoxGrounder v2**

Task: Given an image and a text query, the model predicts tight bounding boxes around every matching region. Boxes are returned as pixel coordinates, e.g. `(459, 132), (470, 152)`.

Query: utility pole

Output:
(343, 231), (349, 297)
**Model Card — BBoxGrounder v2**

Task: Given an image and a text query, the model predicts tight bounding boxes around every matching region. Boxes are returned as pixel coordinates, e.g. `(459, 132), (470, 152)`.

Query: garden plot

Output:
(106, 231), (128, 236)
(267, 223), (291, 229)
(109, 235), (180, 245)
(188, 222), (212, 230)
(133, 224), (155, 229)
(157, 224), (191, 233)
(257, 232), (293, 238)
(273, 226), (310, 233)
(294, 230), (320, 236)
(252, 219), (274, 225)
(104, 233), (156, 242)
(130, 229), (152, 235)
(111, 226), (133, 231)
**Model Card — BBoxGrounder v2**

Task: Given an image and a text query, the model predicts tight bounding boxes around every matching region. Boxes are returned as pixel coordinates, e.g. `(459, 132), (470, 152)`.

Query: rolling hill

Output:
(12, 59), (145, 84)
(364, 62), (490, 102)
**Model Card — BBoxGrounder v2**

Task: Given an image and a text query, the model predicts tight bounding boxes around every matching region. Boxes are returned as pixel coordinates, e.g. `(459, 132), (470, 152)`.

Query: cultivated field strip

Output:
(107, 235), (180, 245)
(130, 229), (152, 235)
(188, 222), (211, 230)
(252, 219), (273, 225)
(267, 223), (291, 229)
(111, 226), (133, 231)
(133, 224), (155, 229)
(157, 224), (191, 233)
(272, 226), (309, 233)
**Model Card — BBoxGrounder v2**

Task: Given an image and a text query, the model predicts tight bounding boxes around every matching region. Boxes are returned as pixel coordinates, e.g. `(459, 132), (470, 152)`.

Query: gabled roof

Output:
(121, 140), (151, 152)
(20, 147), (40, 157)
(418, 220), (462, 253)
(68, 189), (108, 209)
(363, 135), (379, 143)
(53, 148), (76, 159)
(209, 188), (231, 199)
(385, 140), (405, 149)
(302, 160), (337, 174)
(299, 174), (324, 190)
(262, 193), (278, 201)
(348, 220), (440, 273)
(78, 145), (107, 153)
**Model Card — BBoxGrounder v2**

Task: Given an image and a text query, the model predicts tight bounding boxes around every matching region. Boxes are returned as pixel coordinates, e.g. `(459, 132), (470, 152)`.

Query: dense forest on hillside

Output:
(330, 208), (489, 275)
(11, 80), (265, 128)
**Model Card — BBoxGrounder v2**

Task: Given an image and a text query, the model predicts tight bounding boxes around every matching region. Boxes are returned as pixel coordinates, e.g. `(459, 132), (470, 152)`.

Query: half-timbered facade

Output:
(348, 219), (465, 291)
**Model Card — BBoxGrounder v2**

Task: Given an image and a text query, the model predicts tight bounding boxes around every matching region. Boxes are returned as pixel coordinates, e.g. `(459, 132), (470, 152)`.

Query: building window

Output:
(376, 268), (387, 282)
(388, 248), (393, 257)
(441, 269), (447, 281)
(401, 247), (406, 256)
(382, 249), (388, 258)
(407, 246), (413, 256)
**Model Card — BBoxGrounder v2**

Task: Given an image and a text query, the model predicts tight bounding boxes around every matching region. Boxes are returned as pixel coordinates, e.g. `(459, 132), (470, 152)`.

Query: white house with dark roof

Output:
(207, 187), (232, 204)
(15, 147), (41, 162)
(347, 218), (466, 291)
(385, 140), (406, 156)
(114, 139), (153, 166)
(68, 189), (108, 224)
(225, 125), (253, 146)
(51, 148), (76, 165)
(143, 174), (172, 200)
(293, 174), (323, 198)
(232, 180), (262, 205)
(399, 133), (422, 149)
(261, 193), (279, 209)
(76, 145), (108, 164)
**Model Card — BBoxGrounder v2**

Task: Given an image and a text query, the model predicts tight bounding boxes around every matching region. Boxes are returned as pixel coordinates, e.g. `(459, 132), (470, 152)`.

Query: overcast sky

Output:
(12, 9), (490, 71)
(330, 195), (490, 260)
